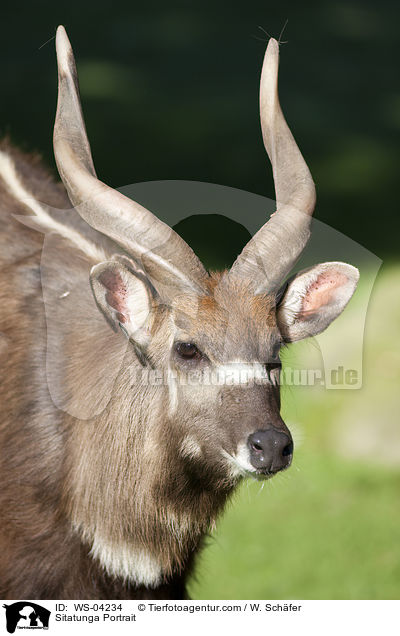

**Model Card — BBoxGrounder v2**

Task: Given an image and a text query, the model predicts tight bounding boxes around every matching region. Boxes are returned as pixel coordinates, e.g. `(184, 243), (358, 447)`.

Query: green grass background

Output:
(189, 264), (400, 599)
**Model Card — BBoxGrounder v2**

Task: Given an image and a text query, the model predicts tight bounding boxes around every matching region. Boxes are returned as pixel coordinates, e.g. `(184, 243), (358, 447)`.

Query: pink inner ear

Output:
(98, 269), (128, 323)
(299, 270), (348, 319)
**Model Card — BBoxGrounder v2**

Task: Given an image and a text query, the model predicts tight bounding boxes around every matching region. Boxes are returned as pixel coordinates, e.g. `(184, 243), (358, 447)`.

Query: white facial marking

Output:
(213, 363), (268, 385)
(0, 150), (106, 262)
(222, 442), (256, 478)
(167, 365), (178, 416)
(90, 534), (163, 587)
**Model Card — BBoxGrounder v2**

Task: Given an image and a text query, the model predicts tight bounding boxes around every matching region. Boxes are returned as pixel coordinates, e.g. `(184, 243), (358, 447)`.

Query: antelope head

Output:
(53, 26), (358, 482)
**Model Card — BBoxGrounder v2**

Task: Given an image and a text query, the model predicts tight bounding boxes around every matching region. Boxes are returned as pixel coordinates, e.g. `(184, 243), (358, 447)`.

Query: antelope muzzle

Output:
(247, 427), (294, 474)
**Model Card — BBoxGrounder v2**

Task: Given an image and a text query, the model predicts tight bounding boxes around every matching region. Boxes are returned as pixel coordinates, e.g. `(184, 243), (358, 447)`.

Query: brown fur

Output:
(0, 143), (285, 599)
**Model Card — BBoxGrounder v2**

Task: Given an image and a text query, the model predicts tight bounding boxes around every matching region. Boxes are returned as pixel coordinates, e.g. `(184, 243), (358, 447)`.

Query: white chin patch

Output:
(90, 535), (163, 587)
(223, 442), (257, 478)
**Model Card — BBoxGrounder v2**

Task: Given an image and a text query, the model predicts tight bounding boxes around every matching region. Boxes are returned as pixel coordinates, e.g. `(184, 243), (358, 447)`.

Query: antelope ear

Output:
(90, 258), (153, 344)
(277, 262), (359, 342)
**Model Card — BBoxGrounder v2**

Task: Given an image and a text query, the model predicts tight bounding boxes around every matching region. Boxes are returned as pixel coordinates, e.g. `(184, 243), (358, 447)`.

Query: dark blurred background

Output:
(2, 1), (400, 600)
(1, 0), (398, 259)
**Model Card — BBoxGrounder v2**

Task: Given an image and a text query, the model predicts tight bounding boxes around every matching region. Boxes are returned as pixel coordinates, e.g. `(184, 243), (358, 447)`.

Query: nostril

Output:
(282, 441), (293, 457)
(247, 429), (293, 473)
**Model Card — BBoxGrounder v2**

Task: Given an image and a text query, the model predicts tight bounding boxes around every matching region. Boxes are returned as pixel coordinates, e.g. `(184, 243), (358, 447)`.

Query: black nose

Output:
(247, 428), (293, 474)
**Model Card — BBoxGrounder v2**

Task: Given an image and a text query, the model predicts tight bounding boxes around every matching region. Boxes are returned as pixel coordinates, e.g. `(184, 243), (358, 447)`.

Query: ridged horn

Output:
(53, 25), (209, 299)
(228, 38), (316, 293)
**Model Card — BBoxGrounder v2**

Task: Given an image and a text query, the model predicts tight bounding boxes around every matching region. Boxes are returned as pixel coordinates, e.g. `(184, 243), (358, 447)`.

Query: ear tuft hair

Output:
(90, 258), (153, 343)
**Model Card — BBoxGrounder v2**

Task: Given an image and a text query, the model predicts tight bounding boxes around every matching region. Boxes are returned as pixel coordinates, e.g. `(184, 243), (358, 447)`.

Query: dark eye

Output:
(175, 342), (203, 361)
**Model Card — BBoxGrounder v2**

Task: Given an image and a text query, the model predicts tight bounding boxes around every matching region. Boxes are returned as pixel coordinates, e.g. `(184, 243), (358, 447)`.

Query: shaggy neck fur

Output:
(63, 354), (236, 587)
